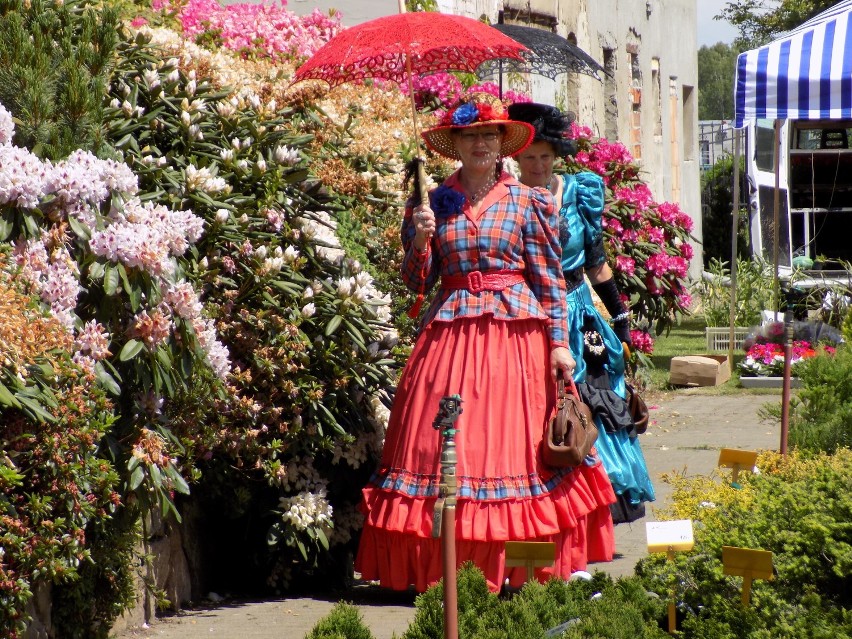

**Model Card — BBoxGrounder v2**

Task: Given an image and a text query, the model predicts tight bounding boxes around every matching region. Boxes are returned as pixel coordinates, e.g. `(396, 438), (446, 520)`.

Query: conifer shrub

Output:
(397, 563), (668, 639)
(305, 602), (374, 639)
(0, 0), (120, 159)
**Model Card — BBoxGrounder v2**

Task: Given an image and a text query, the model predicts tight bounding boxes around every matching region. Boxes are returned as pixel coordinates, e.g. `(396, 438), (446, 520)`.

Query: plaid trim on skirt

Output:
(355, 316), (615, 592)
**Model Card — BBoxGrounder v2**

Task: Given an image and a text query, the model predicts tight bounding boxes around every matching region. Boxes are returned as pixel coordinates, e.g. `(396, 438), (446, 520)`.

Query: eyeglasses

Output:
(459, 131), (500, 142)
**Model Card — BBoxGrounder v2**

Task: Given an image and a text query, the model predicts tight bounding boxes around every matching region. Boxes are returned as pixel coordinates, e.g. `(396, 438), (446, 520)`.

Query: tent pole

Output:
(772, 120), (782, 315)
(728, 130), (741, 368)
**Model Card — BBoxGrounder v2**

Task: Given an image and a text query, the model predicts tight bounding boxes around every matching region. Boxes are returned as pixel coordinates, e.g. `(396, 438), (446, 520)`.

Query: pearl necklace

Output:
(467, 176), (496, 204)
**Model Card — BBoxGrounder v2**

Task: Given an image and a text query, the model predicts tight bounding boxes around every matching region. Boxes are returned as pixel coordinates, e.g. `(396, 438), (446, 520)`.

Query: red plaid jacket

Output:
(401, 171), (569, 348)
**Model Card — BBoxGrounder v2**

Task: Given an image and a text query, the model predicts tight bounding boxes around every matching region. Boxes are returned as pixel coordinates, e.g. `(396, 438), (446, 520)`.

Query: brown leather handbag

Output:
(542, 374), (598, 468)
(625, 383), (649, 434)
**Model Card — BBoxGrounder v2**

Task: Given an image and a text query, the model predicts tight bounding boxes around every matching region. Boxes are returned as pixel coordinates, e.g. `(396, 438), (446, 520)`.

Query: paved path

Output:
(118, 389), (783, 639)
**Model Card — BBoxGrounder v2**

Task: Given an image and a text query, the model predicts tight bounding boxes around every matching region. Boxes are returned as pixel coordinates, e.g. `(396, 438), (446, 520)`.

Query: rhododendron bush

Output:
(147, 0), (341, 60)
(99, 27), (403, 591)
(1, 0), (405, 625)
(564, 123), (695, 345)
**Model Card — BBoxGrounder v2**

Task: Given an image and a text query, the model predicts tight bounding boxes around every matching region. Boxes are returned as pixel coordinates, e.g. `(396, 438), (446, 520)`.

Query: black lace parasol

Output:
(477, 23), (609, 89)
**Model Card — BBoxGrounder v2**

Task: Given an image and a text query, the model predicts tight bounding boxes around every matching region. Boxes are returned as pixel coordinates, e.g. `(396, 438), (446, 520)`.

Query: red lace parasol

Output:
(293, 12), (528, 87)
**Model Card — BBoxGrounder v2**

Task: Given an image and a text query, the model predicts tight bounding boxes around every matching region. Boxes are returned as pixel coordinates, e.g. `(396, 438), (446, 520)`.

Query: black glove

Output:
(612, 318), (632, 346)
(592, 278), (632, 347)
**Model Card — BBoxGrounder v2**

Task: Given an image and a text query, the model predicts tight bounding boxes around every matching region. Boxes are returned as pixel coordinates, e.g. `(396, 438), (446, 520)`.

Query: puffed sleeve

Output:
(400, 201), (438, 294)
(574, 172), (607, 267)
(523, 187), (569, 348)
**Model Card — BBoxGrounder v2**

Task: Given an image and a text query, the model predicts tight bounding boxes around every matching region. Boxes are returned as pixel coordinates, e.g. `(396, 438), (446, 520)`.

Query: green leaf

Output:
(129, 465), (145, 491)
(17, 395), (56, 423)
(127, 283), (142, 312)
(313, 401), (344, 436)
(316, 527), (330, 551)
(67, 214), (91, 241)
(156, 346), (172, 368)
(295, 538), (308, 561)
(0, 210), (14, 241)
(119, 339), (144, 362)
(150, 463), (163, 489)
(343, 319), (367, 350)
(181, 350), (193, 379)
(167, 465), (190, 495)
(325, 315), (343, 336)
(23, 214), (39, 237)
(95, 362), (121, 396)
(88, 261), (105, 280)
(117, 263), (132, 295)
(103, 265), (119, 295)
(0, 379), (21, 408)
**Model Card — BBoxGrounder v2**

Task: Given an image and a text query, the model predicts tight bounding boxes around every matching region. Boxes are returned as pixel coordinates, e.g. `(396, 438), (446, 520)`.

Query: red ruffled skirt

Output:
(355, 316), (615, 592)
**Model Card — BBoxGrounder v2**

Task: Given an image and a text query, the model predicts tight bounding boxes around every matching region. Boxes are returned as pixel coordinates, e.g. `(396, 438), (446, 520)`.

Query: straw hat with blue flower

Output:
(422, 93), (535, 160)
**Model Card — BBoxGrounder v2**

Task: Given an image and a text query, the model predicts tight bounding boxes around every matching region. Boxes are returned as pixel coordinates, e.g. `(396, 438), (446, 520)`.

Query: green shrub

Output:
(694, 257), (774, 327)
(637, 450), (852, 638)
(759, 346), (852, 454)
(0, 282), (121, 638)
(100, 30), (401, 590)
(400, 563), (668, 639)
(51, 506), (140, 639)
(305, 602), (374, 639)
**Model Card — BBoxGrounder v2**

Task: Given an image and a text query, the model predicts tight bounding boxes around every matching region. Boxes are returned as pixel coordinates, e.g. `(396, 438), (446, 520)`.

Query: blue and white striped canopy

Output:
(734, 0), (852, 128)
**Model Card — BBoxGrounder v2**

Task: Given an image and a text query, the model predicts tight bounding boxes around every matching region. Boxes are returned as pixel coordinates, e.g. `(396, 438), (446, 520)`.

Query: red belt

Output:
(440, 269), (525, 294)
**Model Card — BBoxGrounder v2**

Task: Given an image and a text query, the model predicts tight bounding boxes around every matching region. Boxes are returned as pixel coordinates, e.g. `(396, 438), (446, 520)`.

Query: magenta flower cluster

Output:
(151, 0), (342, 61)
(563, 116), (695, 351)
(407, 73), (531, 110)
(738, 340), (826, 377)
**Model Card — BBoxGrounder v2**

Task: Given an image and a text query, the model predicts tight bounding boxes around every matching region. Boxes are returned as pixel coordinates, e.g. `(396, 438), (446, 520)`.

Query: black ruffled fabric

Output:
(576, 382), (636, 437)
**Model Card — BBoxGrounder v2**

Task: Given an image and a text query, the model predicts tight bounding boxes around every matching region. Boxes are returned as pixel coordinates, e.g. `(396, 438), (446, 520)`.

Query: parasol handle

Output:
(398, 0), (431, 219)
(416, 159), (429, 208)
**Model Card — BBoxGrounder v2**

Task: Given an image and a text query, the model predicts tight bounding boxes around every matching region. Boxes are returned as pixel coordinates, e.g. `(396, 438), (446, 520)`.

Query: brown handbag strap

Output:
(552, 374), (570, 443)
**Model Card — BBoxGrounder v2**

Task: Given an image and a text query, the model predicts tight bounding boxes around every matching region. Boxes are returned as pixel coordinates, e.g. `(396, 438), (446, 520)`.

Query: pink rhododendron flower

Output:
(630, 330), (654, 354)
(567, 121), (594, 141)
(613, 184), (652, 210)
(156, 0), (342, 61)
(645, 227), (666, 245)
(615, 255), (635, 276)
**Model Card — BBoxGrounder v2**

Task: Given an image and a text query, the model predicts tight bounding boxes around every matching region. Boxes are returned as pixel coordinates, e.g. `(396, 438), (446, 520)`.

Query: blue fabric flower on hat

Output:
(452, 103), (479, 126)
(429, 184), (466, 217)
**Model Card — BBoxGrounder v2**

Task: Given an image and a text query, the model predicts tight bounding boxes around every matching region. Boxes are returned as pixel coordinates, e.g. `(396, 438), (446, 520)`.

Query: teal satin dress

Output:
(558, 172), (655, 512)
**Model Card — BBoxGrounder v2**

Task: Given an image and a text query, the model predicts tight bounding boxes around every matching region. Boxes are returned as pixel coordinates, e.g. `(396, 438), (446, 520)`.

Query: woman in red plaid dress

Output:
(355, 94), (615, 593)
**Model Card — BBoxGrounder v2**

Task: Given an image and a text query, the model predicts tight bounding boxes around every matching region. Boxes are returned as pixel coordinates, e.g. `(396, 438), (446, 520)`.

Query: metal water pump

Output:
(431, 394), (463, 639)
